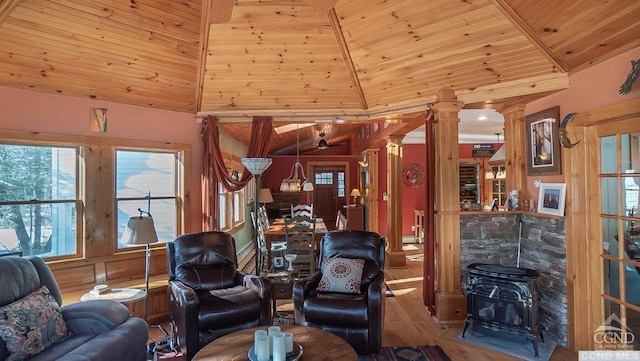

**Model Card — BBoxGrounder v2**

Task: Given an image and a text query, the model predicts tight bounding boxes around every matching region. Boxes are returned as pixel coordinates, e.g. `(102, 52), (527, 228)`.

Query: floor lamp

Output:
(120, 210), (158, 323)
(241, 157), (273, 275)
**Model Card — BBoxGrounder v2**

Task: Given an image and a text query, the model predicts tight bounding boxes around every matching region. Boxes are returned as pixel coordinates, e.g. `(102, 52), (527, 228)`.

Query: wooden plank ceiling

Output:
(0, 0), (639, 154)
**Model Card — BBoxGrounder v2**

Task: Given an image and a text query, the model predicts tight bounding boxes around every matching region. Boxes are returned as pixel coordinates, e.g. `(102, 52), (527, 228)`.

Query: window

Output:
(0, 144), (79, 258)
(116, 150), (179, 248)
(315, 172), (333, 185)
(337, 171), (345, 197)
(218, 182), (230, 230)
(233, 188), (245, 225)
(217, 154), (246, 231)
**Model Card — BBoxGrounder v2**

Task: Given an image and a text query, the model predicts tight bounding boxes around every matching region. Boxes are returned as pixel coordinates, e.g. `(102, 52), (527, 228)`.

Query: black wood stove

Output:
(462, 263), (543, 357)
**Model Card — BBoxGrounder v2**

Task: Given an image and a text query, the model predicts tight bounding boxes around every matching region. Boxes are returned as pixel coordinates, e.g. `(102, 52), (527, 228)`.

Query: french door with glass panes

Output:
(599, 128), (640, 350)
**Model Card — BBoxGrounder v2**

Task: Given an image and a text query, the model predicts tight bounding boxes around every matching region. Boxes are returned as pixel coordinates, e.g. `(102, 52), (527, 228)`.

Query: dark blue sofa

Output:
(0, 256), (148, 361)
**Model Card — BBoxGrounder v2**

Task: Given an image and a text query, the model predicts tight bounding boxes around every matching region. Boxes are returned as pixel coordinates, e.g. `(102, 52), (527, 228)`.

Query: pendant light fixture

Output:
(280, 126), (314, 192)
(486, 132), (506, 179)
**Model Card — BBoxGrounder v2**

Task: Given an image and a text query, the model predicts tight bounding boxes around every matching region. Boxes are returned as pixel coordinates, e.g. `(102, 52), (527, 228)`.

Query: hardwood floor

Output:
(151, 243), (577, 360)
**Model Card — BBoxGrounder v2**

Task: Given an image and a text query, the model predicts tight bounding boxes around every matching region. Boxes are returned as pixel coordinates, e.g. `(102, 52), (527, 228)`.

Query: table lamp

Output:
(257, 188), (274, 205)
(350, 189), (361, 205)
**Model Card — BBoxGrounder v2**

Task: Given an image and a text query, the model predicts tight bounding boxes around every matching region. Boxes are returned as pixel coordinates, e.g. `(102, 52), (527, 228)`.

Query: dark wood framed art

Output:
(525, 106), (562, 175)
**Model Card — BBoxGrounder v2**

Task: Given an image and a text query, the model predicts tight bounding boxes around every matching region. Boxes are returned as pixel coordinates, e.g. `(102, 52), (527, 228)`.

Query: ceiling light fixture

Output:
(318, 132), (329, 150)
(487, 132), (507, 179)
(280, 126), (314, 192)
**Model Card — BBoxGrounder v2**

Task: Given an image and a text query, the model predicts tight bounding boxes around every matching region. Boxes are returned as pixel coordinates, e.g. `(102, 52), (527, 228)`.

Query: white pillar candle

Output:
(267, 326), (281, 356)
(256, 335), (270, 361)
(254, 330), (267, 351)
(284, 332), (294, 353)
(267, 326), (281, 335)
(272, 332), (286, 361)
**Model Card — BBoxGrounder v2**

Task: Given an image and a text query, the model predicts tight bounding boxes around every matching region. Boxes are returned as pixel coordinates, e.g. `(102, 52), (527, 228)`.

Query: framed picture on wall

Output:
(537, 183), (566, 216)
(525, 106), (562, 175)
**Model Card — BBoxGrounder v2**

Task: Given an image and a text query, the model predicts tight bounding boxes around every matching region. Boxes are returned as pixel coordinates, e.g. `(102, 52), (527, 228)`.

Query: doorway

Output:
(310, 164), (348, 229)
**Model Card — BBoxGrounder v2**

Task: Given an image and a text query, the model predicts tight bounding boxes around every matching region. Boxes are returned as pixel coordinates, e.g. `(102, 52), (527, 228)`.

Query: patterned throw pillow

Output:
(317, 257), (365, 294)
(0, 286), (70, 361)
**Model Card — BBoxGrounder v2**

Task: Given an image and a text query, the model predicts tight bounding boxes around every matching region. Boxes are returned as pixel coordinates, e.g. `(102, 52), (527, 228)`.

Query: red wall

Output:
(264, 154), (359, 205)
(378, 143), (499, 237)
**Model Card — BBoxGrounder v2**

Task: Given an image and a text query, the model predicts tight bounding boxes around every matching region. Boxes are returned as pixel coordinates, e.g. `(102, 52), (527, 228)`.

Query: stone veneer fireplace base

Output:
(460, 213), (567, 347)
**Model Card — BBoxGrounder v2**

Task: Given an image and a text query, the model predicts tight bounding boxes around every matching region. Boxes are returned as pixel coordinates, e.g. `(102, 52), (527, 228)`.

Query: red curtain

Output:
(201, 115), (273, 230)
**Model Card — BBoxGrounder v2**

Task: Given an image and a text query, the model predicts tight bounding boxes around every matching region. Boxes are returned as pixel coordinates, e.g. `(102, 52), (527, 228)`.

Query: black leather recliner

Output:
(0, 256), (148, 361)
(166, 231), (272, 360)
(293, 230), (386, 354)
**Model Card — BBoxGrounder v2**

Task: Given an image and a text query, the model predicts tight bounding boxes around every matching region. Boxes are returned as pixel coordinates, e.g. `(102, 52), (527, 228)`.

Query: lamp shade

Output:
(241, 158), (272, 175)
(302, 182), (314, 192)
(258, 188), (274, 203)
(350, 189), (361, 197)
(121, 216), (158, 245)
(485, 171), (495, 180)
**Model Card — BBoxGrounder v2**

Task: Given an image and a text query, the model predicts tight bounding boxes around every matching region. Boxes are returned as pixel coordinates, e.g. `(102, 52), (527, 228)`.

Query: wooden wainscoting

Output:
(55, 246), (170, 325)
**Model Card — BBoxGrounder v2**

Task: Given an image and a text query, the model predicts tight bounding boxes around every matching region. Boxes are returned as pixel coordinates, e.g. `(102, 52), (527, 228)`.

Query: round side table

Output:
(192, 325), (357, 360)
(80, 288), (147, 315)
(81, 288), (146, 303)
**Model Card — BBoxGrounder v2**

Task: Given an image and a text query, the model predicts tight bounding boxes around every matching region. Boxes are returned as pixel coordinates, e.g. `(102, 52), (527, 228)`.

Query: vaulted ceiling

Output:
(1, 0), (639, 154)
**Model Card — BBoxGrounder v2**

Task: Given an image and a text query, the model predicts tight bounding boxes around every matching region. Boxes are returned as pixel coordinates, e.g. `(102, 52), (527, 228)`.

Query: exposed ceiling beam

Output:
(302, 0), (339, 13)
(0, 0), (22, 24)
(195, 0), (215, 113)
(456, 73), (570, 105)
(328, 8), (368, 110)
(200, 72), (568, 122)
(355, 112), (427, 153)
(491, 0), (569, 73)
(209, 0), (234, 24)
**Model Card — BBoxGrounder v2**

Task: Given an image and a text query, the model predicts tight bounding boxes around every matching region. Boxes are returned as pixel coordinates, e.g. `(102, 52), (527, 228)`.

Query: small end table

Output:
(80, 288), (147, 315)
(266, 269), (299, 317)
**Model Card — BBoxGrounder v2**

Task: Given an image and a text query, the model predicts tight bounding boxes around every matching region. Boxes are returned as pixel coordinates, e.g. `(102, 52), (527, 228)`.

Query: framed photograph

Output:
(537, 182), (566, 216)
(373, 123), (380, 135)
(489, 198), (498, 211)
(525, 106), (561, 175)
(364, 124), (370, 138)
(273, 256), (285, 271)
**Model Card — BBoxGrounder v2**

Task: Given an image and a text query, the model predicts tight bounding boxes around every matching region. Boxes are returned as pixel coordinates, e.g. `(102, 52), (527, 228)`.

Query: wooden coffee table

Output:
(192, 325), (357, 360)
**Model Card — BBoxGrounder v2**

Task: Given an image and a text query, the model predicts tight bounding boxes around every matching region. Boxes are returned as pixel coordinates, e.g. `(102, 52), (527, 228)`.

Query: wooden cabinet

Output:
(459, 162), (479, 203)
(344, 206), (364, 230)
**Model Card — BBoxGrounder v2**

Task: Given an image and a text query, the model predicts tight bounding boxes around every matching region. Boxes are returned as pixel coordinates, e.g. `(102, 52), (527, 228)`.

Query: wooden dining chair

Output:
(336, 210), (348, 230)
(258, 205), (270, 229)
(252, 211), (286, 273)
(284, 214), (316, 276)
(291, 203), (314, 218)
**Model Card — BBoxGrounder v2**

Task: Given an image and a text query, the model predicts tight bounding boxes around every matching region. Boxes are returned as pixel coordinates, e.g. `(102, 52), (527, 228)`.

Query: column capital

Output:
(384, 135), (404, 146)
(500, 104), (526, 122)
(433, 87), (463, 117)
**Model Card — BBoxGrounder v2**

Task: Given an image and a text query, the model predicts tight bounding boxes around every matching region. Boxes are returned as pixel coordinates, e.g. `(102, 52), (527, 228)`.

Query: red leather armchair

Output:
(293, 230), (386, 354)
(167, 231), (272, 360)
